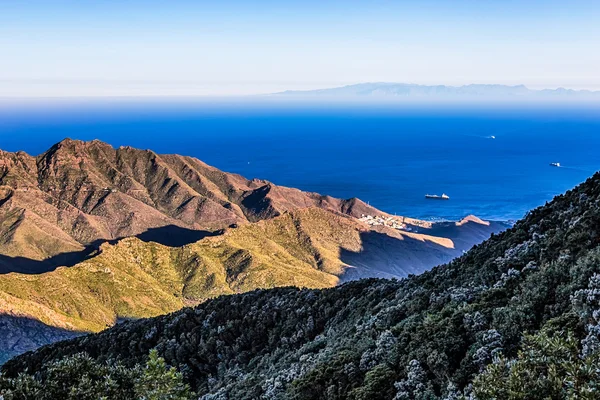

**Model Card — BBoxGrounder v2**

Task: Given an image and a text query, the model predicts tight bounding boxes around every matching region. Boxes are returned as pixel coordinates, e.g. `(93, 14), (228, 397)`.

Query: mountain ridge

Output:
(0, 138), (386, 273)
(276, 82), (600, 99)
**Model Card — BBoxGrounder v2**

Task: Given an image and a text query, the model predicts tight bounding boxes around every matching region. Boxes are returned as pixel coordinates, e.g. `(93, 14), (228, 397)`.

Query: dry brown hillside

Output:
(0, 139), (382, 273)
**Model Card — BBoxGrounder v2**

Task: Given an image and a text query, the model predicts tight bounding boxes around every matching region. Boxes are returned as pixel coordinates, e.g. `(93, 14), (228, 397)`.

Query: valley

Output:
(0, 139), (507, 363)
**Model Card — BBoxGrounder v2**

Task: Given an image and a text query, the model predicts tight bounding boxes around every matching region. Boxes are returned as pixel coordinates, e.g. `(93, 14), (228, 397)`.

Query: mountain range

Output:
(0, 139), (506, 363)
(3, 154), (600, 398)
(0, 138), (384, 273)
(277, 83), (600, 99)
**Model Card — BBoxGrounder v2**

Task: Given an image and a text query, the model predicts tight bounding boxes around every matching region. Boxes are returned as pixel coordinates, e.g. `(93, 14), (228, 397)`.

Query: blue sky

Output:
(1, 0), (599, 96)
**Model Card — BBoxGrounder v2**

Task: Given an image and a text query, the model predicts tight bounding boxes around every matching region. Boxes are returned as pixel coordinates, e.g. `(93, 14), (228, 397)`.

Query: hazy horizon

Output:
(2, 82), (600, 100)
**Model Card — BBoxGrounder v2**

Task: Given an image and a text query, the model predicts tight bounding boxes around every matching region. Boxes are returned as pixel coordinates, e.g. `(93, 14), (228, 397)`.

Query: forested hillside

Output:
(3, 172), (600, 399)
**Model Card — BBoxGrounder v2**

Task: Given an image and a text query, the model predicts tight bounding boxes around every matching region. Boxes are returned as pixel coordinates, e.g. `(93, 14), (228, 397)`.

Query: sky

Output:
(1, 0), (600, 97)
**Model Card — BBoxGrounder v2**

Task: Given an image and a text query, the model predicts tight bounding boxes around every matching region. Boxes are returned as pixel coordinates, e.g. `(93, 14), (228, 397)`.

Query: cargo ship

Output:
(425, 193), (450, 200)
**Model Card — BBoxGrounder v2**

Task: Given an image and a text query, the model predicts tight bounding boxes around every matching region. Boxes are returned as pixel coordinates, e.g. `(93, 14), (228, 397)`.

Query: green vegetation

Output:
(473, 330), (600, 399)
(3, 172), (600, 399)
(0, 350), (192, 400)
(0, 209), (350, 333)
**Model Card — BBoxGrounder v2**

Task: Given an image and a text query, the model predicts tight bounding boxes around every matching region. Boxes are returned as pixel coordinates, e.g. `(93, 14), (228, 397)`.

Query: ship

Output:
(425, 193), (450, 200)
(550, 162), (561, 167)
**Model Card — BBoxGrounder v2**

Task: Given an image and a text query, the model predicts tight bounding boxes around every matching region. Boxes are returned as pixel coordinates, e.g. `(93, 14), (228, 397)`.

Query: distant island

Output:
(275, 83), (600, 100)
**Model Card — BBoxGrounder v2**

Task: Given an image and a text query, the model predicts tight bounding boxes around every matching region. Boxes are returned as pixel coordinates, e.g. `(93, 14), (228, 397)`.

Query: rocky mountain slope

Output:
(4, 170), (599, 397)
(0, 139), (383, 274)
(0, 140), (506, 364)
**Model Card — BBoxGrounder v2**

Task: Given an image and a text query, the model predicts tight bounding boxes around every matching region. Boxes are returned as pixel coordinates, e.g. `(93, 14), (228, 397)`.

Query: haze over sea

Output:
(1, 99), (599, 222)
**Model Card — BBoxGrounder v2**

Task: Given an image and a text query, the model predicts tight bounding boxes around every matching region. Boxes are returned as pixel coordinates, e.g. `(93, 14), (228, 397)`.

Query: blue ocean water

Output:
(1, 99), (599, 221)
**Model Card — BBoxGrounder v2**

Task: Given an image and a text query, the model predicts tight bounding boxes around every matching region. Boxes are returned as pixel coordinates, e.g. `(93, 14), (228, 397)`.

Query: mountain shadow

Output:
(339, 230), (463, 282)
(407, 219), (511, 253)
(0, 240), (107, 275)
(0, 225), (219, 275)
(135, 225), (218, 247)
(0, 314), (83, 365)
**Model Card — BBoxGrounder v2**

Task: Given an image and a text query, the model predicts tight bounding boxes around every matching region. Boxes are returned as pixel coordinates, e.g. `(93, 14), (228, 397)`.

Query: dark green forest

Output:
(3, 173), (600, 399)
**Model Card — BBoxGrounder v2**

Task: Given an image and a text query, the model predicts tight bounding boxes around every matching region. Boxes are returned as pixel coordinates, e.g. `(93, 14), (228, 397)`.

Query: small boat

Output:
(550, 162), (561, 167)
(425, 193), (450, 200)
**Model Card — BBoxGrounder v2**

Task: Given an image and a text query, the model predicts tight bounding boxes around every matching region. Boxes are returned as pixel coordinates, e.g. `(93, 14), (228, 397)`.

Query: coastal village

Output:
(358, 214), (434, 232)
(359, 214), (409, 231)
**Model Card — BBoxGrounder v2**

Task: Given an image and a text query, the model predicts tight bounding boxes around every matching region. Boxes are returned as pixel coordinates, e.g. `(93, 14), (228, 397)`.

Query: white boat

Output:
(550, 162), (561, 167)
(425, 193), (450, 200)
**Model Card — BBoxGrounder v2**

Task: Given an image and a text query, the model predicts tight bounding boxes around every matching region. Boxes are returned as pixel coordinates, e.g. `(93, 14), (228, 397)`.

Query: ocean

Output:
(1, 99), (599, 221)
